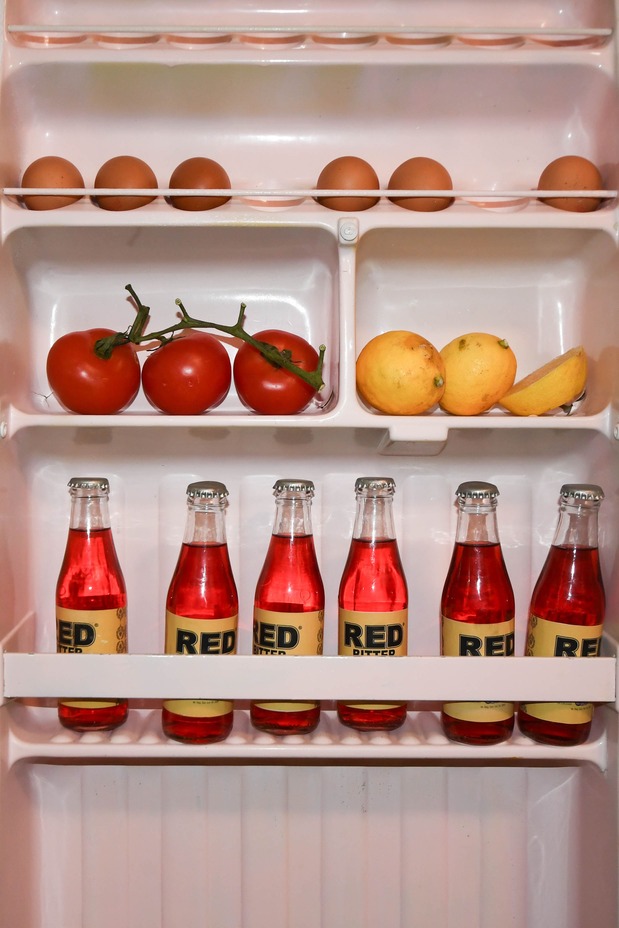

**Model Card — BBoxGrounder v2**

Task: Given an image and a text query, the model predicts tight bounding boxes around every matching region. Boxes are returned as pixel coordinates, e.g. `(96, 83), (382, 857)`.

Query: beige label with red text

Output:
(57, 606), (127, 709)
(520, 615), (603, 724)
(253, 608), (323, 713)
(442, 616), (514, 723)
(163, 612), (237, 718)
(339, 607), (407, 711)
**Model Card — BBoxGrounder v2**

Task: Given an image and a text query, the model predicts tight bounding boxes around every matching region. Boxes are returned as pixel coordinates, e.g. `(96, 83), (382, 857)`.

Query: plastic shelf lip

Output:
(6, 25), (614, 37)
(2, 653), (615, 702)
(4, 188), (617, 198)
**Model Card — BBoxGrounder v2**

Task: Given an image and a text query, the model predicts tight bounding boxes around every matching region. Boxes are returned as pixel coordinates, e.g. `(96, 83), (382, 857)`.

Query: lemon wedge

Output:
(499, 346), (587, 416)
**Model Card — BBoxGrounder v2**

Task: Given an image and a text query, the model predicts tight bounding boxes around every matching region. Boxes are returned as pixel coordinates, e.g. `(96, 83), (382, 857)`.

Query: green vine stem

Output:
(95, 284), (327, 393)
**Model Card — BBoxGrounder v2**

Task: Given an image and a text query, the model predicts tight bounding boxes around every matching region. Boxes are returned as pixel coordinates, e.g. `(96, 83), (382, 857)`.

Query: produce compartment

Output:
(0, 758), (616, 928)
(1, 62), (618, 212)
(355, 227), (619, 421)
(4, 223), (618, 433)
(4, 225), (340, 418)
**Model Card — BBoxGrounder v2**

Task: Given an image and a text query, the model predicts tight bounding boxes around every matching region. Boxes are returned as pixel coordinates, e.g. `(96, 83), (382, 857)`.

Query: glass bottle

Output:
(440, 481), (515, 745)
(337, 476), (408, 731)
(518, 484), (606, 747)
(56, 477), (128, 732)
(162, 481), (238, 744)
(251, 478), (324, 735)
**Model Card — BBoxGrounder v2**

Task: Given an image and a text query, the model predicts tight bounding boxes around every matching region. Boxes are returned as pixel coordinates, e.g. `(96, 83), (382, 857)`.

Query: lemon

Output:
(499, 346), (587, 416)
(440, 333), (517, 416)
(356, 330), (446, 415)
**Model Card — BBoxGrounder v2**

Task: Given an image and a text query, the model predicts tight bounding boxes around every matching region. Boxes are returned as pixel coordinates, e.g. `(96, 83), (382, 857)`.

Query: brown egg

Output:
(315, 156), (380, 211)
(168, 157), (231, 211)
(94, 155), (158, 211)
(21, 156), (84, 210)
(388, 157), (454, 211)
(538, 156), (603, 212)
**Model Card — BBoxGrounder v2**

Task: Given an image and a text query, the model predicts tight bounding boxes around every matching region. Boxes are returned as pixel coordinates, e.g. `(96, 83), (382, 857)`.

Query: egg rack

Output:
(6, 185), (617, 207)
(5, 25), (614, 51)
(5, 0), (616, 49)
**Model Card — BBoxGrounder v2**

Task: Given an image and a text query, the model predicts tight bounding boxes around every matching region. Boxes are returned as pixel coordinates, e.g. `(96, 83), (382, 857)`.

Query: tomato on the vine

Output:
(46, 327), (140, 415)
(233, 329), (320, 415)
(142, 330), (231, 415)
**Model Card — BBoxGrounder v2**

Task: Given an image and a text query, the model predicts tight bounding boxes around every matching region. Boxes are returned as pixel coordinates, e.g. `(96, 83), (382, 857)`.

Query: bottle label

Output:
(57, 606), (127, 654)
(253, 607), (324, 714)
(57, 605), (127, 710)
(164, 612), (238, 656)
(163, 612), (237, 718)
(338, 608), (408, 656)
(441, 616), (515, 723)
(443, 701), (513, 723)
(524, 615), (603, 659)
(338, 607), (407, 712)
(441, 616), (515, 658)
(252, 701), (319, 713)
(520, 615), (603, 724)
(342, 702), (406, 712)
(252, 608), (324, 656)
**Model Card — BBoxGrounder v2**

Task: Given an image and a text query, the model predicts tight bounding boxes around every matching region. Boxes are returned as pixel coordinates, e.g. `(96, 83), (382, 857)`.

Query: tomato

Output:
(46, 327), (140, 415)
(233, 329), (319, 415)
(141, 330), (231, 415)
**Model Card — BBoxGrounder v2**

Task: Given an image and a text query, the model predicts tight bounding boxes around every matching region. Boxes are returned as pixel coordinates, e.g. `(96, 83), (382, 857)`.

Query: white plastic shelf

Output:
(2, 653), (616, 703)
(3, 705), (611, 769)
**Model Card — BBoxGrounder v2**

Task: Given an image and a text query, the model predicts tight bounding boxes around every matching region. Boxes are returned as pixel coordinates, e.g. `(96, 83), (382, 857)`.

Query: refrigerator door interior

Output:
(0, 1), (618, 926)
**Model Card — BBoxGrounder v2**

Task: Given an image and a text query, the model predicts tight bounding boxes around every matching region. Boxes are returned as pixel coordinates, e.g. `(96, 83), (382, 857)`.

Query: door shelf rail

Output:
(1, 652), (616, 704)
(3, 705), (611, 769)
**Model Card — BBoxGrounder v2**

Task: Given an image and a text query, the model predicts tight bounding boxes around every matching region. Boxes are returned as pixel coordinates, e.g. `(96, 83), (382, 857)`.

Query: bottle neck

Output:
(184, 504), (228, 545)
(273, 495), (313, 538)
(353, 493), (396, 542)
(69, 492), (110, 532)
(552, 500), (600, 548)
(455, 501), (500, 545)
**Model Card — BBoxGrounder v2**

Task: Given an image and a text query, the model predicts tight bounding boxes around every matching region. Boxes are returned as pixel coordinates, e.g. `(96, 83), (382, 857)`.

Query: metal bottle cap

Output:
(455, 481), (499, 500)
(273, 478), (315, 496)
(68, 477), (109, 493)
(559, 483), (604, 502)
(355, 477), (396, 494)
(186, 481), (229, 500)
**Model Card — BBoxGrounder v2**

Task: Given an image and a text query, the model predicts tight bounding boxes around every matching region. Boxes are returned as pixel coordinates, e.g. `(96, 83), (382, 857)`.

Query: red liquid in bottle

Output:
(518, 544), (605, 746)
(441, 541), (515, 745)
(251, 532), (324, 736)
(162, 541), (238, 744)
(57, 526), (128, 731)
(338, 538), (408, 731)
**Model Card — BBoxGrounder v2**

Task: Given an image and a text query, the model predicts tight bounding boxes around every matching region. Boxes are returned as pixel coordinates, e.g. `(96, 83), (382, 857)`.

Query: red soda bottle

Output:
(162, 481), (238, 744)
(441, 481), (515, 745)
(518, 484), (606, 746)
(251, 479), (324, 735)
(56, 477), (128, 732)
(338, 476), (408, 732)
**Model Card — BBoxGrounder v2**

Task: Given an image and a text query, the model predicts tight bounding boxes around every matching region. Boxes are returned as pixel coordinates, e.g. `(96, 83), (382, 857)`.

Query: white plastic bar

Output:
(4, 406), (611, 444)
(7, 25), (614, 37)
(2, 653), (615, 701)
(4, 188), (617, 198)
